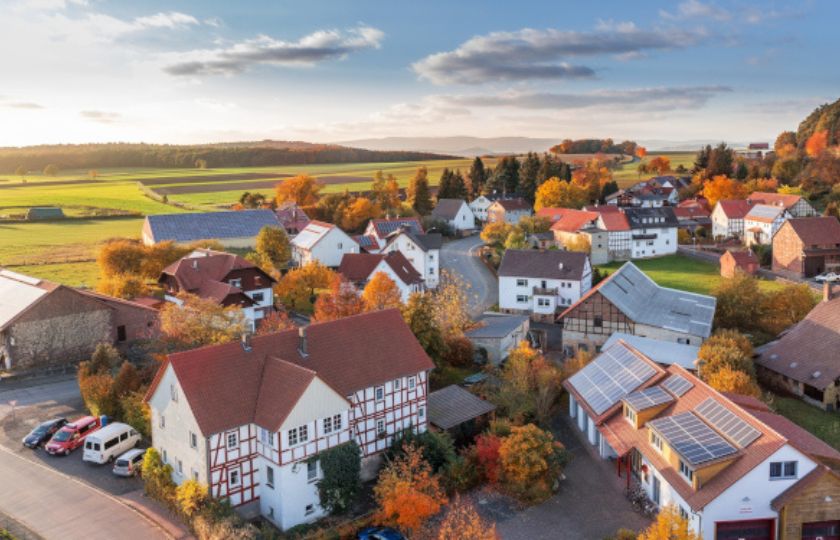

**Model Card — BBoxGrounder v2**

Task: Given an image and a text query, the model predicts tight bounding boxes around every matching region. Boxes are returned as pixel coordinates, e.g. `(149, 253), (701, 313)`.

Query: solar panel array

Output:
(623, 386), (675, 411)
(662, 374), (694, 397)
(695, 398), (762, 448)
(648, 412), (738, 466)
(568, 343), (658, 415)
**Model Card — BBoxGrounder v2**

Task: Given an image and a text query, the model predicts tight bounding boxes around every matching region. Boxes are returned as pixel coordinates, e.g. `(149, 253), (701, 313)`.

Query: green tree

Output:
(401, 292), (446, 364)
(712, 272), (764, 331)
(537, 154), (565, 185)
(255, 226), (291, 271)
(387, 428), (457, 473)
(519, 152), (541, 203)
(468, 157), (487, 198)
(316, 442), (362, 515)
(408, 167), (433, 215)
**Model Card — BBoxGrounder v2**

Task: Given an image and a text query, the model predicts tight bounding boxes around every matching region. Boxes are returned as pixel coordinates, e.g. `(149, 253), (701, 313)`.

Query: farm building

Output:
(465, 313), (530, 364)
(720, 249), (759, 278)
(25, 207), (65, 220)
(427, 384), (495, 443)
(771, 217), (840, 278)
(142, 210), (282, 247)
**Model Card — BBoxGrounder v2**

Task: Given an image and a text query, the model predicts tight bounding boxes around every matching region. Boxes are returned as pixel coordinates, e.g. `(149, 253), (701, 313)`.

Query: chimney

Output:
(298, 326), (308, 357)
(192, 259), (199, 269)
(824, 282), (834, 303)
(241, 333), (252, 352)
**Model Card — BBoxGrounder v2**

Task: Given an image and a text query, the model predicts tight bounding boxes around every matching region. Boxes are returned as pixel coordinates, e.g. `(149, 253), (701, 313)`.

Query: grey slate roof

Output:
(431, 198), (467, 220)
(145, 210), (281, 243)
(385, 229), (443, 252)
(602, 332), (699, 370)
(498, 249), (588, 280)
(622, 207), (678, 229)
(466, 313), (529, 339)
(428, 384), (496, 430)
(596, 262), (715, 338)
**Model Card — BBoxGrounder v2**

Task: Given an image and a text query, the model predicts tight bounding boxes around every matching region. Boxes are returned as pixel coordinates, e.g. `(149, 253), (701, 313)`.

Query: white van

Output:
(82, 422), (140, 464)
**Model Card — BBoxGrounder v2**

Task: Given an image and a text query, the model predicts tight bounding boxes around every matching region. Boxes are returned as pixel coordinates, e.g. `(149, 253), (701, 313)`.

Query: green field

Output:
(598, 254), (785, 296)
(772, 395), (840, 450)
(612, 152), (696, 187)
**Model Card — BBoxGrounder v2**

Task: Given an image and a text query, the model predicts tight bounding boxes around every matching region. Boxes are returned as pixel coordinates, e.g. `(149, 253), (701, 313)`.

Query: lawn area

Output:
(612, 151), (696, 188)
(772, 395), (840, 450)
(12, 261), (100, 288)
(598, 254), (785, 296)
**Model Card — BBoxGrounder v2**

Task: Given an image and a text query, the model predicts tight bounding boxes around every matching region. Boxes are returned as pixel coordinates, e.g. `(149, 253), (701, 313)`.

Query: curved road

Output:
(440, 234), (498, 317)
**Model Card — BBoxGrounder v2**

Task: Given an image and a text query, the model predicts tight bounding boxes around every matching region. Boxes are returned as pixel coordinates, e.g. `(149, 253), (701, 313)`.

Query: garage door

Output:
(716, 519), (774, 540)
(803, 520), (840, 540)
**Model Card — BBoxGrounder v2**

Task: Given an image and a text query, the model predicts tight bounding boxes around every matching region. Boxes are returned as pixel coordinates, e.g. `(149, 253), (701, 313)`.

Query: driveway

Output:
(441, 235), (498, 316)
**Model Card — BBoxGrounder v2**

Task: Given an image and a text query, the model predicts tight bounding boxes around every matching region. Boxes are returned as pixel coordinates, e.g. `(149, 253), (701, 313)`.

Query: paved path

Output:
(440, 235), (498, 316)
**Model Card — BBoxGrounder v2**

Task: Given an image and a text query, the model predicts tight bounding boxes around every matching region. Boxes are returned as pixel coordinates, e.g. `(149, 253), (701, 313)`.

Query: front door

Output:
(803, 520), (840, 540)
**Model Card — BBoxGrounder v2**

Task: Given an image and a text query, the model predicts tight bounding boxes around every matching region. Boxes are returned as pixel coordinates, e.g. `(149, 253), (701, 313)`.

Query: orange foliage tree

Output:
(474, 433), (502, 484)
(275, 174), (323, 206)
(312, 276), (365, 322)
(274, 261), (336, 312)
(572, 158), (612, 204)
(701, 175), (747, 207)
(160, 293), (248, 350)
(647, 156), (671, 174)
(374, 443), (447, 535)
(706, 366), (762, 398)
(435, 496), (498, 540)
(638, 505), (701, 540)
(255, 310), (296, 335)
(339, 196), (382, 232)
(743, 177), (779, 194)
(635, 146), (648, 159)
(806, 130), (829, 158)
(498, 424), (567, 502)
(362, 272), (403, 311)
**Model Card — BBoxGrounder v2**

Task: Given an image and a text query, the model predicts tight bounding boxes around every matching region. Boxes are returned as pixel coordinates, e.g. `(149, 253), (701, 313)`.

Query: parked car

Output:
(112, 448), (146, 477)
(83, 422), (141, 464)
(45, 416), (101, 456)
(357, 527), (406, 540)
(815, 272), (840, 283)
(21, 418), (67, 449)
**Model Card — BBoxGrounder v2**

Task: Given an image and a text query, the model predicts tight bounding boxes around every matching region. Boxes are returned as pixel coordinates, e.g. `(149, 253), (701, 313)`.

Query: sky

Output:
(0, 0), (837, 147)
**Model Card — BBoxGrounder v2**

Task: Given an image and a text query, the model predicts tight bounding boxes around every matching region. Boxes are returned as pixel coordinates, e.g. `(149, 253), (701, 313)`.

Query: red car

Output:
(45, 416), (101, 456)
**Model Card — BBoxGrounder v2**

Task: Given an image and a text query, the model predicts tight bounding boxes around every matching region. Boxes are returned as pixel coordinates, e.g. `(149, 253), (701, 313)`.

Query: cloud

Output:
(4, 101), (44, 109)
(163, 26), (384, 76)
(132, 12), (200, 30)
(660, 0), (731, 21)
(439, 86), (732, 111)
(412, 24), (706, 85)
(80, 110), (121, 123)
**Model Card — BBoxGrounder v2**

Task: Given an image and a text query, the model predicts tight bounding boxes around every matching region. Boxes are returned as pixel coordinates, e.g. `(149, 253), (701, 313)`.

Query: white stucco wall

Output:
(499, 264), (591, 314)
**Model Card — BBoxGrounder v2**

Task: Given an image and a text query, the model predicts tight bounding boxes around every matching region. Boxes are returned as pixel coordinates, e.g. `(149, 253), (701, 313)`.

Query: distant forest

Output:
(549, 138), (638, 155)
(0, 141), (455, 173)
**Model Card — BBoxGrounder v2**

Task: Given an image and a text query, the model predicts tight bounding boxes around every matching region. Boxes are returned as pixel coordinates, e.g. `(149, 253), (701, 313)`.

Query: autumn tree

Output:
(140, 241), (193, 279)
(504, 228), (528, 250)
(436, 496), (498, 540)
(572, 158), (612, 204)
(473, 433), (502, 484)
(175, 480), (210, 518)
(160, 293), (249, 351)
(697, 329), (755, 380)
(255, 310), (295, 335)
(495, 342), (563, 426)
(339, 196), (381, 232)
(98, 239), (146, 277)
(275, 174), (322, 206)
(743, 177), (779, 194)
(638, 505), (700, 540)
(648, 156), (671, 175)
(408, 167), (433, 215)
(701, 175), (747, 207)
(480, 221), (514, 249)
(806, 130), (829, 157)
(43, 163), (59, 176)
(313, 276), (366, 322)
(713, 273), (764, 330)
(707, 366), (762, 397)
(563, 234), (590, 253)
(274, 261), (336, 312)
(498, 424), (567, 503)
(255, 225), (291, 271)
(635, 146), (648, 159)
(401, 292), (446, 364)
(431, 270), (471, 338)
(534, 177), (588, 210)
(96, 273), (148, 300)
(761, 284), (817, 336)
(374, 443), (447, 535)
(372, 171), (401, 214)
(362, 272), (403, 311)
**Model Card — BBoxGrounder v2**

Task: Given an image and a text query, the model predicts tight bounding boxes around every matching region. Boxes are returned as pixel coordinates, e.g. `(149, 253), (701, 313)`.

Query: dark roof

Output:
(159, 249), (275, 303)
(756, 296), (840, 389)
(428, 385), (496, 429)
(146, 309), (435, 435)
(369, 217), (423, 239)
(783, 217), (840, 245)
(145, 210), (281, 243)
(622, 207), (678, 229)
(384, 228), (442, 252)
(465, 313), (529, 339)
(26, 207), (65, 220)
(275, 202), (310, 233)
(339, 252), (423, 285)
(431, 199), (468, 220)
(498, 249), (589, 280)
(492, 198), (531, 211)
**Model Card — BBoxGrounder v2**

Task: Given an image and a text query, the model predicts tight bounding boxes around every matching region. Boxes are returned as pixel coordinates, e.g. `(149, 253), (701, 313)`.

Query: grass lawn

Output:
(772, 395), (840, 450)
(597, 254), (785, 296)
(612, 152), (696, 188)
(430, 365), (481, 391)
(12, 261), (100, 288)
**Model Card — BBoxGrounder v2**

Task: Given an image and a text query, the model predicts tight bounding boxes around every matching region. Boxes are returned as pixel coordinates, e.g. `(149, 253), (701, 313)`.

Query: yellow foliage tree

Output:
(761, 284), (818, 336)
(701, 175), (747, 207)
(362, 272), (403, 311)
(638, 505), (701, 540)
(96, 273), (148, 300)
(275, 174), (322, 206)
(535, 177), (589, 210)
(498, 424), (566, 503)
(480, 221), (514, 248)
(175, 480), (209, 518)
(160, 293), (249, 350)
(274, 261), (337, 311)
(706, 366), (762, 397)
(436, 496), (498, 540)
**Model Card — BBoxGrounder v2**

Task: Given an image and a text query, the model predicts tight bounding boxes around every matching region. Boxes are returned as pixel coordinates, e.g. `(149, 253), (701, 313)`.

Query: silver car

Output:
(112, 448), (145, 477)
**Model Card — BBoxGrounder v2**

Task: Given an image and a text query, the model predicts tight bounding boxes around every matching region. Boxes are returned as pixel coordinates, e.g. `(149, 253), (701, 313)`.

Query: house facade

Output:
(711, 200), (752, 239)
(564, 341), (840, 540)
(623, 207), (678, 258)
(338, 252), (424, 301)
(431, 199), (476, 231)
(486, 198), (532, 225)
(468, 195), (493, 222)
(158, 249), (276, 331)
(291, 221), (359, 268)
(719, 249), (759, 278)
(142, 210), (282, 247)
(743, 204), (790, 247)
(498, 249), (592, 322)
(747, 192), (817, 218)
(381, 229), (442, 288)
(772, 217), (840, 278)
(145, 310), (435, 531)
(362, 217), (424, 253)
(465, 313), (530, 364)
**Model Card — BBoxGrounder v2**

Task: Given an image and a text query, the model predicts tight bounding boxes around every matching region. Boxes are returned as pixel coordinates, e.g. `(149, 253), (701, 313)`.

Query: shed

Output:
(26, 207), (65, 220)
(428, 384), (496, 442)
(465, 313), (530, 364)
(720, 249), (759, 278)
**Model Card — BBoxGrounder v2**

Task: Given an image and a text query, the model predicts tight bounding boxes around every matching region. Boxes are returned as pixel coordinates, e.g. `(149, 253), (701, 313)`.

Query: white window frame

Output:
(266, 466), (274, 489)
(170, 384), (178, 402)
(376, 419), (386, 435)
(375, 386), (385, 401)
(227, 431), (238, 449)
(323, 416), (333, 434)
(332, 414), (342, 431)
(189, 431), (197, 449)
(516, 279), (527, 287)
(769, 460), (798, 480)
(408, 377), (416, 390)
(394, 378), (401, 391)
(229, 468), (241, 487)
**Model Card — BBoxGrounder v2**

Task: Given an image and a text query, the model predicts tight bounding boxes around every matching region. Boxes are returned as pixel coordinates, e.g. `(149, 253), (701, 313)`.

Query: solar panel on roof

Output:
(648, 412), (737, 466)
(623, 386), (675, 411)
(567, 343), (658, 415)
(695, 398), (761, 448)
(662, 374), (693, 397)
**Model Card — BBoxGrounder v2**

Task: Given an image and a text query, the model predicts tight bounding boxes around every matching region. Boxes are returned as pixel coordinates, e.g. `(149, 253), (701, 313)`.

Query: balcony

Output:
(533, 286), (558, 296)
(632, 233), (658, 240)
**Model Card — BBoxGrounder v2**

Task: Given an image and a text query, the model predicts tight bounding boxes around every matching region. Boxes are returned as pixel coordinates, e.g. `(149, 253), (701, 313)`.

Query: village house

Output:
(468, 195), (494, 222)
(558, 262), (715, 353)
(431, 198), (475, 232)
(755, 284), (840, 411)
(719, 249), (760, 278)
(486, 198), (532, 225)
(291, 221), (359, 268)
(594, 206), (632, 261)
(601, 332), (699, 372)
(144, 309), (435, 531)
(771, 217), (840, 278)
(673, 205), (711, 234)
(338, 252), (424, 301)
(0, 269), (159, 371)
(747, 192), (817, 218)
(711, 200), (752, 239)
(380, 228), (442, 288)
(498, 249), (592, 322)
(158, 249), (276, 331)
(360, 217), (424, 253)
(275, 202), (310, 237)
(535, 207), (607, 262)
(743, 204), (790, 247)
(142, 210), (282, 247)
(622, 207), (679, 258)
(464, 313), (530, 365)
(564, 340), (840, 540)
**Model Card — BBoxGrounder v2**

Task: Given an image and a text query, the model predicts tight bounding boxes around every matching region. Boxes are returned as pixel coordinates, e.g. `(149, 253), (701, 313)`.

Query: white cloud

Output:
(80, 110), (121, 123)
(133, 12), (200, 30)
(660, 0), (731, 21)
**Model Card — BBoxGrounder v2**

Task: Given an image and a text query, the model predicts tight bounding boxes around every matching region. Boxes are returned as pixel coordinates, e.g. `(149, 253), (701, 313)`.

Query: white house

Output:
(468, 195), (494, 222)
(487, 198), (533, 225)
(711, 200), (752, 239)
(622, 207), (679, 259)
(361, 217), (425, 253)
(747, 192), (817, 218)
(564, 341), (840, 540)
(743, 204), (790, 247)
(431, 199), (476, 231)
(338, 252), (424, 301)
(291, 221), (359, 268)
(381, 229), (442, 288)
(144, 310), (435, 531)
(498, 249), (592, 322)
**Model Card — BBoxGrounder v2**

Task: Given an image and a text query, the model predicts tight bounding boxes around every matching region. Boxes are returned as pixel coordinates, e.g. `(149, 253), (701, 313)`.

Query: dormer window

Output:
(624, 405), (637, 425)
(229, 278), (242, 288)
(679, 459), (694, 483)
(650, 431), (663, 452)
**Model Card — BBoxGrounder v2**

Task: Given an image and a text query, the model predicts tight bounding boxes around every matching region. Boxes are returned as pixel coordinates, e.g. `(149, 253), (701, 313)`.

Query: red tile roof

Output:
(716, 199), (752, 219)
(721, 249), (758, 268)
(159, 249), (275, 303)
(745, 408), (840, 463)
(338, 252), (422, 285)
(597, 210), (630, 231)
(784, 217), (840, 245)
(146, 309), (434, 435)
(536, 208), (600, 232)
(673, 206), (710, 220)
(747, 192), (801, 210)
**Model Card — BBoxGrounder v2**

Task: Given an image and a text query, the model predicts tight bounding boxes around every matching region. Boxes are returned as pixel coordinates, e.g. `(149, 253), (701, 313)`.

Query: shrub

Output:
(498, 424), (569, 503)
(387, 429), (456, 473)
(176, 480), (210, 518)
(473, 433), (502, 484)
(120, 390), (151, 438)
(315, 442), (362, 515)
(443, 335), (474, 367)
(142, 448), (176, 507)
(441, 452), (481, 494)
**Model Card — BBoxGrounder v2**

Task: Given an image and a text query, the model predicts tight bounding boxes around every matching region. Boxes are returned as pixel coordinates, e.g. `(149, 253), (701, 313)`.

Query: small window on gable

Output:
(190, 432), (197, 449)
(170, 384), (178, 402)
(594, 316), (603, 328)
(375, 386), (384, 401)
(408, 377), (416, 390)
(227, 431), (238, 449)
(394, 378), (401, 391)
(323, 416), (333, 434)
(229, 278), (242, 288)
(333, 414), (342, 431)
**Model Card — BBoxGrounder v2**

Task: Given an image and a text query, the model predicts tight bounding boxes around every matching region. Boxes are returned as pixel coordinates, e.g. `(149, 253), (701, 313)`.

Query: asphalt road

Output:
(440, 234), (498, 317)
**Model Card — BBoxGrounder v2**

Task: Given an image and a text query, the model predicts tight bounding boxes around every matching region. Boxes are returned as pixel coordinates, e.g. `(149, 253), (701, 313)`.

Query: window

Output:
(305, 504), (314, 515)
(516, 295), (528, 303)
(375, 386), (384, 401)
(227, 432), (238, 449)
(408, 377), (416, 390)
(679, 460), (694, 483)
(332, 414), (342, 431)
(677, 337), (690, 345)
(394, 378), (401, 391)
(229, 278), (242, 288)
(770, 461), (798, 480)
(178, 460), (183, 475)
(323, 416), (333, 434)
(192, 469), (199, 481)
(189, 432), (197, 449)
(229, 469), (240, 487)
(162, 449), (168, 463)
(516, 279), (528, 287)
(289, 427), (299, 446)
(259, 427), (274, 447)
(377, 419), (386, 435)
(117, 325), (127, 342)
(650, 432), (663, 452)
(299, 425), (309, 443)
(624, 406), (636, 424)
(418, 406), (425, 420)
(266, 466), (274, 489)
(537, 298), (550, 307)
(170, 384), (178, 402)
(251, 292), (264, 303)
(337, 242), (343, 249)
(593, 316), (603, 328)
(307, 460), (317, 482)
(159, 415), (165, 429)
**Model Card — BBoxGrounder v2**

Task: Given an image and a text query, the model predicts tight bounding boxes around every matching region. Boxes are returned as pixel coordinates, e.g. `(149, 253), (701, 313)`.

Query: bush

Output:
(441, 452), (481, 493)
(176, 480), (210, 518)
(498, 424), (568, 503)
(387, 429), (457, 473)
(120, 391), (151, 438)
(142, 448), (176, 507)
(443, 336), (474, 367)
(193, 514), (258, 540)
(316, 442), (362, 515)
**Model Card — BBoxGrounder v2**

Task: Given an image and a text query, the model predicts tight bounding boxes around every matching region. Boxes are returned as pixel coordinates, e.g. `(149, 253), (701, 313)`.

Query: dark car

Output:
(22, 418), (67, 449)
(357, 527), (406, 540)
